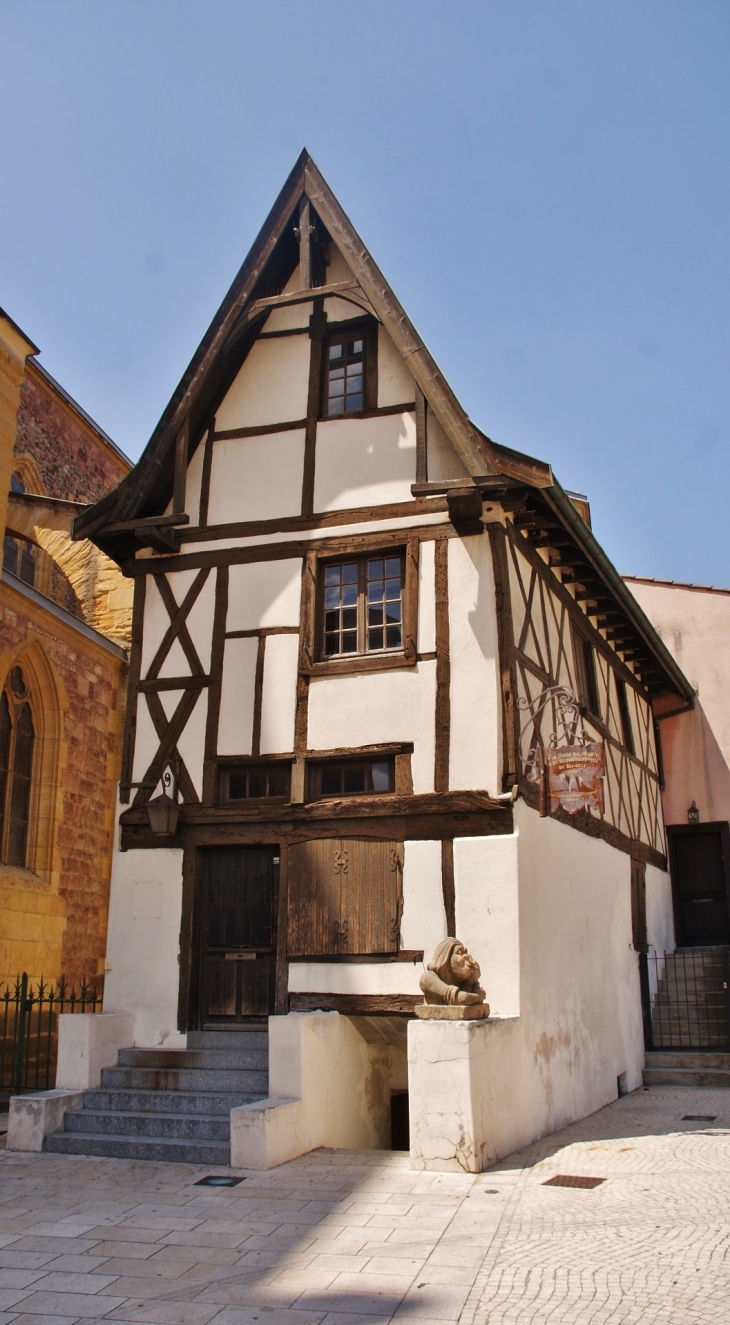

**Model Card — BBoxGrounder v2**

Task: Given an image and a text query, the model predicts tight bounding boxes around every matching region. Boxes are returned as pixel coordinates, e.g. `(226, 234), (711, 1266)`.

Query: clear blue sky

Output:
(2, 1), (728, 583)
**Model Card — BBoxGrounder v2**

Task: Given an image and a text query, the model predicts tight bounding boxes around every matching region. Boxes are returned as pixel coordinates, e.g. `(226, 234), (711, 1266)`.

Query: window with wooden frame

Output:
(307, 756), (395, 802)
(0, 666), (35, 868)
(219, 762), (292, 804)
(321, 553), (404, 658)
(615, 676), (635, 755)
(571, 625), (600, 718)
(3, 534), (36, 588)
(322, 319), (377, 417)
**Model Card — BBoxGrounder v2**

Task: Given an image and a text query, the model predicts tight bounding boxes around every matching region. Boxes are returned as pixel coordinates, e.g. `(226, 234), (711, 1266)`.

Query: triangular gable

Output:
(74, 150), (552, 545)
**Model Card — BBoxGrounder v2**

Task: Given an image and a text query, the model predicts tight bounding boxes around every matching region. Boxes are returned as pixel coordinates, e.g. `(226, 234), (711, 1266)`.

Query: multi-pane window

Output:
(0, 666), (35, 867)
(308, 757), (394, 800)
(325, 336), (364, 415)
(221, 763), (291, 802)
(322, 554), (403, 658)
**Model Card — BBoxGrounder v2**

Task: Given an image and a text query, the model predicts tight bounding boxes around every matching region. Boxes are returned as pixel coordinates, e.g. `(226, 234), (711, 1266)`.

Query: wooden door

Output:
(669, 824), (730, 947)
(199, 847), (278, 1022)
(287, 838), (403, 956)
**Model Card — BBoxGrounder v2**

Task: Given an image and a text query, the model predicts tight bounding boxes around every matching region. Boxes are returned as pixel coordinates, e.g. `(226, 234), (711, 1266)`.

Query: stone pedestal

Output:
(408, 1016), (492, 1172)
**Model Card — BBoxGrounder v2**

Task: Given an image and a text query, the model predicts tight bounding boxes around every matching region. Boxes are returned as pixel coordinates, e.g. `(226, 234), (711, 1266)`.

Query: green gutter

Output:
(545, 478), (695, 704)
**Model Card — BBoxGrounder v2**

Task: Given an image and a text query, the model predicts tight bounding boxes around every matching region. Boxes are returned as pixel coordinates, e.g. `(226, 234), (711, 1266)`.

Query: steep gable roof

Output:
(74, 150), (552, 546)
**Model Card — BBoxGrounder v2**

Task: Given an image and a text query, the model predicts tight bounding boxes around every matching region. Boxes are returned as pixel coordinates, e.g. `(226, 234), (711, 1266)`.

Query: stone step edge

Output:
(45, 1131), (231, 1154)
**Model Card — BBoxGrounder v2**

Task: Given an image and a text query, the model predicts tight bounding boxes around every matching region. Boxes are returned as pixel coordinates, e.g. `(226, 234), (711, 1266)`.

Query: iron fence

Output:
(640, 947), (730, 1051)
(0, 973), (102, 1096)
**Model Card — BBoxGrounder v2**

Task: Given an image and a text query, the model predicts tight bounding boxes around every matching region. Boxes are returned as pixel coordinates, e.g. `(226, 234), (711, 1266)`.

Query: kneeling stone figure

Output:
(416, 939), (490, 1019)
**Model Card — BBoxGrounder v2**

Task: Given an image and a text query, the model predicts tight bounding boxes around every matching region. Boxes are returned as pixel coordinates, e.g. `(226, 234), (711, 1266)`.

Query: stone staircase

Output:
(643, 1050), (730, 1088)
(45, 1028), (268, 1164)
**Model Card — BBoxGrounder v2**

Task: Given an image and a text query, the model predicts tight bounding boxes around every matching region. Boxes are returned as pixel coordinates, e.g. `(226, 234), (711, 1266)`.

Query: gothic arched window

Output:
(0, 666), (36, 867)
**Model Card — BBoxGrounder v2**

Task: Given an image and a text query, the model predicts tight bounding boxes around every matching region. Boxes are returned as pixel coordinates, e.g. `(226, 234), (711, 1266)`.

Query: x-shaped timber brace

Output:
(126, 568), (211, 807)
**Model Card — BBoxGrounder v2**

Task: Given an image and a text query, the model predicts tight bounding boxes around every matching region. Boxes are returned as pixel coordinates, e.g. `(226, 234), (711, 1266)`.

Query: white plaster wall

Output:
(412, 804), (647, 1168)
(259, 635), (299, 754)
(326, 246), (353, 285)
(427, 413), (469, 482)
(265, 302), (312, 332)
(103, 846), (185, 1048)
(448, 535), (501, 794)
(401, 840), (446, 958)
(184, 573), (216, 673)
(307, 661), (436, 793)
(215, 336), (310, 431)
(324, 295), (367, 323)
(417, 541), (436, 654)
(454, 834), (520, 1017)
(169, 688), (207, 799)
(645, 861), (675, 957)
(227, 559), (302, 632)
(184, 440), (205, 524)
(378, 327), (415, 408)
(313, 413), (417, 512)
(288, 963), (422, 995)
(130, 699), (159, 786)
(513, 800), (643, 1136)
(141, 569), (214, 678)
(207, 431), (305, 526)
(218, 636), (257, 755)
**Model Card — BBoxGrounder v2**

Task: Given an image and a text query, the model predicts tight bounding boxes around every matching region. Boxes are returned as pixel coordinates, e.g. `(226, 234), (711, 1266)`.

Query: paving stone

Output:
(8, 1291), (125, 1315)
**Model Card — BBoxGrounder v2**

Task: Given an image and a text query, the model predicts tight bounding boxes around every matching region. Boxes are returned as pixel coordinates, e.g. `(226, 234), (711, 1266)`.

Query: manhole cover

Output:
(195, 1175), (245, 1187)
(543, 1175), (605, 1189)
(682, 1115), (717, 1123)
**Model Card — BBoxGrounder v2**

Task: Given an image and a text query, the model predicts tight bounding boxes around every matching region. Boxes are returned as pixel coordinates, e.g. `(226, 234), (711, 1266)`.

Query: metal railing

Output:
(0, 973), (102, 1096)
(640, 948), (730, 1051)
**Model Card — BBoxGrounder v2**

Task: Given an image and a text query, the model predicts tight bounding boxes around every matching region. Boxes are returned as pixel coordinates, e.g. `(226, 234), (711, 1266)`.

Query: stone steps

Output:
(45, 1026), (269, 1164)
(643, 1050), (730, 1088)
(47, 1130), (231, 1165)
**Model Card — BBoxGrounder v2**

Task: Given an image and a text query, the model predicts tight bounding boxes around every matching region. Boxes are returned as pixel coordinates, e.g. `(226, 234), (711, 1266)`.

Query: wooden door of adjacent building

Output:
(198, 846), (278, 1022)
(668, 824), (730, 947)
(287, 838), (403, 956)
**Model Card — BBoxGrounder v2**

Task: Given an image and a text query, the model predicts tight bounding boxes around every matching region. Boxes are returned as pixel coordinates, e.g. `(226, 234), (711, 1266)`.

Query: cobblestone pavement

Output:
(0, 1086), (727, 1325)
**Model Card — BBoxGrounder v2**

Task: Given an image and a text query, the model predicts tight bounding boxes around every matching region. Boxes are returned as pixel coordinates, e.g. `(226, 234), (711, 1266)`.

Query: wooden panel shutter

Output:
(287, 837), (403, 956)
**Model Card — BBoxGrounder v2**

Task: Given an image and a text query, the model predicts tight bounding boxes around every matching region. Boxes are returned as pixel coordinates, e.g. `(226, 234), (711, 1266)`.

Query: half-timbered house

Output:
(56, 152), (695, 1168)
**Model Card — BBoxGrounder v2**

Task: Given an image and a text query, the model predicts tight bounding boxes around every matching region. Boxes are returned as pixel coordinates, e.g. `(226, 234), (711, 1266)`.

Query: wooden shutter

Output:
(287, 837), (403, 956)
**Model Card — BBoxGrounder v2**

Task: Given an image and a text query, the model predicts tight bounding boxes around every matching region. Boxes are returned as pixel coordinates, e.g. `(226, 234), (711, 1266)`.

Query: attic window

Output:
(326, 337), (364, 415)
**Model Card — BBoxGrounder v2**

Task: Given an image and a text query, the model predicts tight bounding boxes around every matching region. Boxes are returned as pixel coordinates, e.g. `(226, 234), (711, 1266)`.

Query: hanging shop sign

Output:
(539, 741), (605, 818)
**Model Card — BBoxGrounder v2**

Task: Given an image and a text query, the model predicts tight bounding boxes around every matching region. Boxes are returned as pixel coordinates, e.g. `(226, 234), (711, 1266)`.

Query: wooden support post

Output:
(298, 197), (312, 291)
(441, 839), (456, 936)
(415, 383), (428, 484)
(486, 522), (519, 789)
(301, 297), (326, 516)
(434, 537), (450, 794)
(119, 574), (146, 804)
(202, 565), (229, 806)
(173, 418), (189, 515)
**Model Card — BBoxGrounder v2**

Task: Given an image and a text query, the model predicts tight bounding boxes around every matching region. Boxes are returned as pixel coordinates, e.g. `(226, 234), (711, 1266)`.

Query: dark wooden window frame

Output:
(301, 537), (419, 679)
(320, 315), (378, 419)
(616, 676), (636, 756)
(218, 759), (293, 806)
(319, 551), (405, 660)
(306, 755), (396, 803)
(571, 622), (601, 721)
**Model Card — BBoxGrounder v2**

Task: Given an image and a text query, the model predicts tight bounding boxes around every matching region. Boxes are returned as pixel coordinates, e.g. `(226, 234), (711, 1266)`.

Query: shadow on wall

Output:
(660, 700), (730, 824)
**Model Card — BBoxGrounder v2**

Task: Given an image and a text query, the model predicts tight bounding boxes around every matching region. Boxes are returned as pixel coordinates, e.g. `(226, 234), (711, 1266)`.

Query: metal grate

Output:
(195, 1175), (245, 1187)
(1, 973), (101, 1096)
(641, 948), (730, 1050)
(543, 1175), (605, 1189)
(682, 1114), (717, 1122)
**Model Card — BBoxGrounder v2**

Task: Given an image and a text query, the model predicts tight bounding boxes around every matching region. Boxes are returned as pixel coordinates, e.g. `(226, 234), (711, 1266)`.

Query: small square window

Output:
(324, 328), (371, 416)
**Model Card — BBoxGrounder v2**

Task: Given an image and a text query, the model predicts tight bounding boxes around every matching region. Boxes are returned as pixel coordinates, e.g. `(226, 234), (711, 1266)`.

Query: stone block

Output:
(6, 1088), (84, 1151)
(414, 1004), (490, 1020)
(56, 1011), (134, 1089)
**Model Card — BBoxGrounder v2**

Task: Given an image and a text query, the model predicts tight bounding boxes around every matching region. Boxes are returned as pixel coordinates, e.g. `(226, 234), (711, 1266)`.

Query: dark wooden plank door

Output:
(287, 838), (402, 956)
(199, 846), (278, 1022)
(669, 825), (730, 946)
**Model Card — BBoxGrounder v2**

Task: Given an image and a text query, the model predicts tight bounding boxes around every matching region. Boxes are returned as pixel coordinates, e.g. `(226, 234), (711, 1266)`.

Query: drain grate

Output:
(195, 1175), (246, 1188)
(543, 1175), (605, 1189)
(682, 1114), (717, 1123)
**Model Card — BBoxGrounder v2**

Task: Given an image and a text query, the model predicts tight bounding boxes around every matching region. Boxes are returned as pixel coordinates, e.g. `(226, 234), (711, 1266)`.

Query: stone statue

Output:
(416, 939), (489, 1019)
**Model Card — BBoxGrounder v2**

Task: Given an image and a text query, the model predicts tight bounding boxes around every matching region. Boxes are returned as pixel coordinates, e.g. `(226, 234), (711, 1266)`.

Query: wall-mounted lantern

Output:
(147, 769), (180, 836)
(688, 800), (700, 824)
